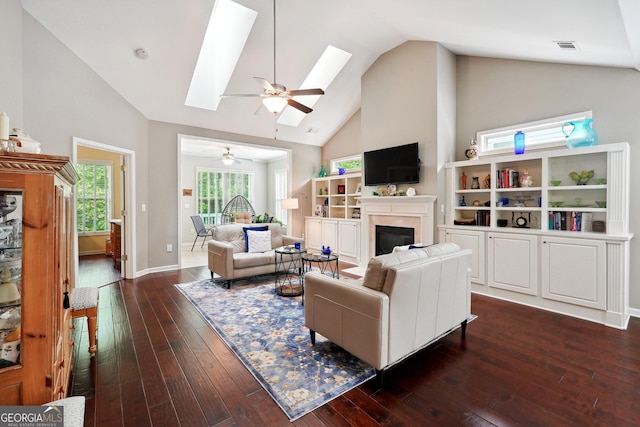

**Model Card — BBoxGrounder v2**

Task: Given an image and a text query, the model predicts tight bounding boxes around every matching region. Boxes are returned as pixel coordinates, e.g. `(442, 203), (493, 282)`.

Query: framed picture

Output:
(355, 183), (362, 194)
(337, 184), (345, 194)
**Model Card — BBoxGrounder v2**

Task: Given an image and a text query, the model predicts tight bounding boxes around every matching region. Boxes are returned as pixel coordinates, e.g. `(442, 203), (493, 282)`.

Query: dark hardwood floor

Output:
(73, 255), (640, 426)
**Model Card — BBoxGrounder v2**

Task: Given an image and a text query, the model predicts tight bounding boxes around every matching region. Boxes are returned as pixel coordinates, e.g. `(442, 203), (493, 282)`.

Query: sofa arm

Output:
(304, 272), (389, 369)
(282, 235), (304, 247)
(208, 240), (235, 279)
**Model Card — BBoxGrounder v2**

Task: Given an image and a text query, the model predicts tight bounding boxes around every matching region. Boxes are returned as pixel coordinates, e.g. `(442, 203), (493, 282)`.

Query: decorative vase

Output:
(514, 131), (525, 155)
(562, 119), (597, 149)
(465, 138), (479, 160)
(319, 165), (327, 177)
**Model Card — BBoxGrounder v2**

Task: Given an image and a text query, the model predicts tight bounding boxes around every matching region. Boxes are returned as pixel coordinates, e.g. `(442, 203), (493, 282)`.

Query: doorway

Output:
(73, 137), (136, 281)
(177, 134), (292, 269)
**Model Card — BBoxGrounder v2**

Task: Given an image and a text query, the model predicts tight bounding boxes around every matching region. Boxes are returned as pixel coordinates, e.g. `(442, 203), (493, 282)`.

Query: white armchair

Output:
(304, 243), (471, 376)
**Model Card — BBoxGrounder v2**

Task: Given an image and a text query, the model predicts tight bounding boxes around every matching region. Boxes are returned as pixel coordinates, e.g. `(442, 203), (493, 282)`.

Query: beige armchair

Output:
(304, 243), (471, 377)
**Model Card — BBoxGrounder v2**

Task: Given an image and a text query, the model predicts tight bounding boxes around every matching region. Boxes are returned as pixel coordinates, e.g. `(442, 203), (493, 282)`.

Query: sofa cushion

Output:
(362, 242), (460, 292)
(233, 250), (275, 269)
(242, 226), (269, 251)
(247, 230), (272, 253)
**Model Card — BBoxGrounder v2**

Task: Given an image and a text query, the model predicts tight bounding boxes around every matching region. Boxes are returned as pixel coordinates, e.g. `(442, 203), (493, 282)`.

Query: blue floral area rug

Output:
(174, 277), (376, 421)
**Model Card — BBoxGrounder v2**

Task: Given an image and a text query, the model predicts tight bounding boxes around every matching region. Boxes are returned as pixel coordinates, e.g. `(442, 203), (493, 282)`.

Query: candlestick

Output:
(0, 112), (9, 141)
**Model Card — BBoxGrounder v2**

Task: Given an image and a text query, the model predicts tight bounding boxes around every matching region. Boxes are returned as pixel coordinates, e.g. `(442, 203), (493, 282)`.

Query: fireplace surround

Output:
(357, 195), (437, 262)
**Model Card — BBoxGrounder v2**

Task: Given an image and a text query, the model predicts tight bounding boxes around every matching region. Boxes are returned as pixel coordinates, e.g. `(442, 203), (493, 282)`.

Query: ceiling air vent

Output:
(554, 41), (579, 51)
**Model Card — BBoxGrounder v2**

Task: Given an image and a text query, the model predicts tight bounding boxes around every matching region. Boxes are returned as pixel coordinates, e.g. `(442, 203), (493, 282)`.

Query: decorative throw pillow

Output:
(242, 225), (269, 252)
(247, 230), (272, 253)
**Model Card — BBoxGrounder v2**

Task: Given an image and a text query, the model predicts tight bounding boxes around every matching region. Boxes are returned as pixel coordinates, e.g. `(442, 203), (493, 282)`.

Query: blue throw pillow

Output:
(243, 226), (269, 252)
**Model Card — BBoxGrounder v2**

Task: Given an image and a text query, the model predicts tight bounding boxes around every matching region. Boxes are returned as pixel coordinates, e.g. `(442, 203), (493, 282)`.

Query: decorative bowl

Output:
(549, 201), (563, 207)
(594, 178), (607, 185)
(569, 170), (594, 185)
(550, 180), (561, 186)
(595, 201), (606, 208)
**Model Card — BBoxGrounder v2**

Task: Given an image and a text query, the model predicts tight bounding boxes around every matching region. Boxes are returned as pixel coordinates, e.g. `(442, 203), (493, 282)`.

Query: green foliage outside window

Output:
(196, 170), (253, 225)
(336, 159), (361, 170)
(77, 163), (111, 233)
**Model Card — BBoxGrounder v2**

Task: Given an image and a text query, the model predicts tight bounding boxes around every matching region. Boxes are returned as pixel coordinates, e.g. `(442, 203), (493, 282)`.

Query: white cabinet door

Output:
(443, 228), (486, 285)
(321, 220), (339, 252)
(488, 233), (538, 295)
(338, 220), (360, 259)
(305, 218), (323, 250)
(541, 236), (606, 310)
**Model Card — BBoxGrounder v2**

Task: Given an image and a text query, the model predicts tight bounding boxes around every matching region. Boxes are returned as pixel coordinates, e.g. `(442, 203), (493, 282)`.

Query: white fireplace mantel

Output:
(357, 195), (437, 263)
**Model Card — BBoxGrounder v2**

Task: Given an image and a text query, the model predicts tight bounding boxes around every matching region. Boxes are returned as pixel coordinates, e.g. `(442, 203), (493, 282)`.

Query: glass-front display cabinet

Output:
(0, 152), (76, 405)
(0, 192), (21, 369)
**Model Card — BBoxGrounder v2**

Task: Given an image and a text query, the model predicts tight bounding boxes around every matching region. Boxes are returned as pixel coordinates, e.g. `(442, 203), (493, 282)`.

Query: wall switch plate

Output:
(141, 203), (146, 212)
(166, 244), (172, 252)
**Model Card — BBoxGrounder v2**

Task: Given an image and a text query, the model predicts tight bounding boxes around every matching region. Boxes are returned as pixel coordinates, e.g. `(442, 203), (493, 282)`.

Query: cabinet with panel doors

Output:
(439, 142), (632, 328)
(0, 153), (77, 405)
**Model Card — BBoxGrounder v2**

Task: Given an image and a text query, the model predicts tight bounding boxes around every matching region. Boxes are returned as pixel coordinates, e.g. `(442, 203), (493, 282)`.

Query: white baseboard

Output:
(628, 307), (640, 319)
(80, 251), (108, 256)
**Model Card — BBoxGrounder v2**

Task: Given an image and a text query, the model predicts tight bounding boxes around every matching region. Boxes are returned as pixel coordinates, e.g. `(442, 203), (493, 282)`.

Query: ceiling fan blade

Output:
(287, 99), (313, 114)
(288, 88), (324, 97)
(254, 77), (275, 92)
(220, 93), (264, 98)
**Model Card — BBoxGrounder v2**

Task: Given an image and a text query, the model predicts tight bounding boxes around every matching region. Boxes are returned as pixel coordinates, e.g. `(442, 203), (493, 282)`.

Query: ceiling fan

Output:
(221, 147), (252, 166)
(221, 0), (324, 115)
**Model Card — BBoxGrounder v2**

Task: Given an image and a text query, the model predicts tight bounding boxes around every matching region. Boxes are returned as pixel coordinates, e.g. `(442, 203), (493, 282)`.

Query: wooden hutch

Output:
(0, 152), (77, 404)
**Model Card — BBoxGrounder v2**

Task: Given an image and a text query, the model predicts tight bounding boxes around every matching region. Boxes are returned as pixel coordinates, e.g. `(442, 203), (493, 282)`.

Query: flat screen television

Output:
(363, 142), (420, 186)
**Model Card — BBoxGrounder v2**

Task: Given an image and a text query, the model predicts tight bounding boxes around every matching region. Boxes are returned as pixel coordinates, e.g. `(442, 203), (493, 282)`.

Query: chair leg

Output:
(309, 330), (316, 345)
(191, 236), (199, 251)
(87, 314), (97, 356)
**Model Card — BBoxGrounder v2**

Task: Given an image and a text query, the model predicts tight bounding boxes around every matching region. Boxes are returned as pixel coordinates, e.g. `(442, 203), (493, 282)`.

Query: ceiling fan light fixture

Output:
(262, 96), (288, 114)
(222, 148), (236, 165)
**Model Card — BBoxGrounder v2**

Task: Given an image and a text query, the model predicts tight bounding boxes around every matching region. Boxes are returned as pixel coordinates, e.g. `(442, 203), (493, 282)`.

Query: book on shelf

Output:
(475, 210), (491, 226)
(496, 168), (520, 189)
(549, 211), (586, 231)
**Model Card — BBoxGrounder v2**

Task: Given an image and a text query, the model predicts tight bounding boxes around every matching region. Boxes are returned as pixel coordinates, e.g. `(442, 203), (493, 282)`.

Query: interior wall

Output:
(455, 56), (640, 310)
(20, 9), (151, 272)
(77, 145), (123, 255)
(0, 0), (23, 129)
(321, 109), (362, 167)
(148, 120), (319, 269)
(361, 40), (451, 200)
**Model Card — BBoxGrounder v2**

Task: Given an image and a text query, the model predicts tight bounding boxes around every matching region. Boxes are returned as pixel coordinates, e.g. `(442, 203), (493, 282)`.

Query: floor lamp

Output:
(282, 193), (307, 238)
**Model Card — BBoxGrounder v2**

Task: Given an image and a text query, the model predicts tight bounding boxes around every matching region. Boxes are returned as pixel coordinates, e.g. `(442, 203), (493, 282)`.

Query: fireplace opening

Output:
(375, 225), (414, 256)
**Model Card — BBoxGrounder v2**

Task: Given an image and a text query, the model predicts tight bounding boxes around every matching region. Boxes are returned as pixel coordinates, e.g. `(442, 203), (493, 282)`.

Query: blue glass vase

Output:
(514, 131), (525, 155)
(562, 119), (598, 148)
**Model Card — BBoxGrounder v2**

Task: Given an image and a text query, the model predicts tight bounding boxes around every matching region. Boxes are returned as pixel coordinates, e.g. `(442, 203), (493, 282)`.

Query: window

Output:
(477, 111), (593, 155)
(196, 168), (254, 225)
(330, 154), (361, 174)
(77, 161), (112, 234)
(274, 169), (288, 226)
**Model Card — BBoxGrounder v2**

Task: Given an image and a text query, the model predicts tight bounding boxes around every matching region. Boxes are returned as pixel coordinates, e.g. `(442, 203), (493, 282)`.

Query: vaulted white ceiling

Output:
(21, 0), (640, 147)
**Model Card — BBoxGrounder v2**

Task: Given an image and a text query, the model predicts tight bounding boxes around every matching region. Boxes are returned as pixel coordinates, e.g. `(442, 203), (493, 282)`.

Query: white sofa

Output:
(303, 242), (471, 375)
(208, 223), (304, 288)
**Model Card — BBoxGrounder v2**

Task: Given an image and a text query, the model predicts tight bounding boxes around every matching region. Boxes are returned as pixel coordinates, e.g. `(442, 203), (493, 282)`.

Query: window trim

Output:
(76, 159), (113, 236)
(195, 167), (255, 225)
(477, 111), (593, 156)
(330, 154), (362, 174)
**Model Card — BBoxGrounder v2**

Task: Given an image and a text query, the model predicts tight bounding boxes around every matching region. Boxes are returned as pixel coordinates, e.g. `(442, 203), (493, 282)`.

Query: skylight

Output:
(185, 0), (257, 111)
(277, 45), (352, 127)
